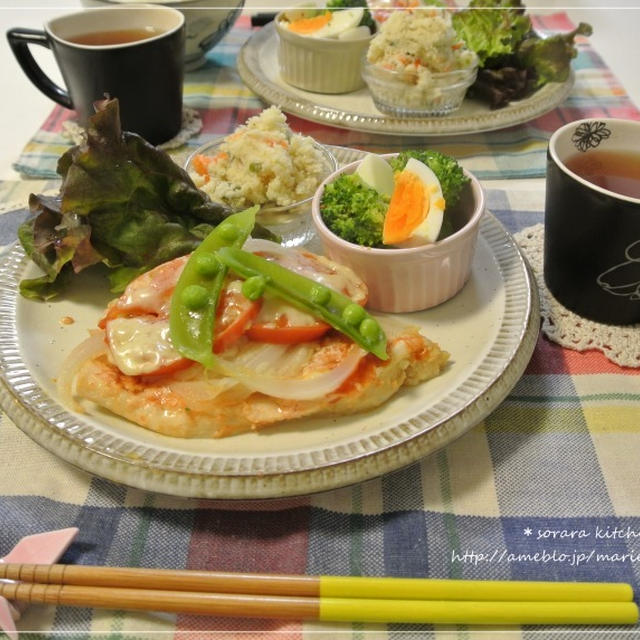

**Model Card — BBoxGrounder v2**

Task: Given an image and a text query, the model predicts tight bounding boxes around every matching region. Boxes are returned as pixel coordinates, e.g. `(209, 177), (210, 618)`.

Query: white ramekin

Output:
(274, 12), (373, 94)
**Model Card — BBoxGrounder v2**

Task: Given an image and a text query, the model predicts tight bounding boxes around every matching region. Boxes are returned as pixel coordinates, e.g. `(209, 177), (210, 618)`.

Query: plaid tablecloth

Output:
(3, 9), (640, 638)
(1, 179), (640, 638)
(11, 13), (640, 181)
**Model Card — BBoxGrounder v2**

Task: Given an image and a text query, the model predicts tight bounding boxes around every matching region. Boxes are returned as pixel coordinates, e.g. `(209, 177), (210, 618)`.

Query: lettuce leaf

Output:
(451, 3), (531, 67)
(452, 0), (591, 108)
(19, 98), (233, 300)
(517, 22), (593, 89)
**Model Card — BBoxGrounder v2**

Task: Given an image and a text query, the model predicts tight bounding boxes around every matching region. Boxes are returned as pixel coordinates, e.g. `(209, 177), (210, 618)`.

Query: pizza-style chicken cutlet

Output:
(66, 237), (448, 438)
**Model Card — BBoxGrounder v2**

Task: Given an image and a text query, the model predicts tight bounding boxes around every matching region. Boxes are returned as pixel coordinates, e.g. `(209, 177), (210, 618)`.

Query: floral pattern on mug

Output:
(571, 121), (612, 152)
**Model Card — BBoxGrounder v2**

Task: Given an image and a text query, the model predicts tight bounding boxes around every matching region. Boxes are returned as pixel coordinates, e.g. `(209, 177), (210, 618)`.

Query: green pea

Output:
(242, 275), (268, 301)
(360, 317), (381, 343)
(181, 284), (210, 310)
(310, 284), (331, 305)
(217, 222), (239, 243)
(343, 303), (366, 326)
(195, 252), (221, 278)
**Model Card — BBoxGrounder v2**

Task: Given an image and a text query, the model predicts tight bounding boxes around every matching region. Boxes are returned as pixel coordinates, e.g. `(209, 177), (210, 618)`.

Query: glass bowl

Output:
(362, 58), (478, 118)
(185, 137), (338, 247)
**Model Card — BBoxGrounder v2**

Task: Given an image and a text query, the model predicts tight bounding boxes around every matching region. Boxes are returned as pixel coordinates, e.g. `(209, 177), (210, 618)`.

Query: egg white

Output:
(355, 153), (395, 197)
(314, 8), (364, 37)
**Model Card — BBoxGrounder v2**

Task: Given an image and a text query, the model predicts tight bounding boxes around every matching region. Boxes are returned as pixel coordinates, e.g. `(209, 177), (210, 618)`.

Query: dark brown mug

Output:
(544, 118), (640, 325)
(7, 6), (185, 145)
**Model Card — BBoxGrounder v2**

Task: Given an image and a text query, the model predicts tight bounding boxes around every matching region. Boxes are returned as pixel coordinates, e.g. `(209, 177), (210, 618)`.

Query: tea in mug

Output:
(564, 149), (640, 199)
(67, 27), (163, 45)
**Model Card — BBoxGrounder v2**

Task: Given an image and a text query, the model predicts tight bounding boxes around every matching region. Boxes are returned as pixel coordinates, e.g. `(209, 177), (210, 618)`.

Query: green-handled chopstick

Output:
(0, 563), (633, 603)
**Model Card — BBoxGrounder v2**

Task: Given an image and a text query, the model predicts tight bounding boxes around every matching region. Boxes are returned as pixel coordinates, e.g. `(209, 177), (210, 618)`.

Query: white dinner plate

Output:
(0, 148), (539, 500)
(237, 23), (574, 137)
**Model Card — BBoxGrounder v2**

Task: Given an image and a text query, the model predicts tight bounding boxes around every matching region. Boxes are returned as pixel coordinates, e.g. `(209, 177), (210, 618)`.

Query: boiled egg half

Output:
(382, 158), (446, 247)
(285, 8), (365, 38)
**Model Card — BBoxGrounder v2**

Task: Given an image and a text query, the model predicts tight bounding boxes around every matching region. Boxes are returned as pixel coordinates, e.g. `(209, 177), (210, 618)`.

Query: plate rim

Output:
(0, 150), (540, 500)
(237, 22), (574, 137)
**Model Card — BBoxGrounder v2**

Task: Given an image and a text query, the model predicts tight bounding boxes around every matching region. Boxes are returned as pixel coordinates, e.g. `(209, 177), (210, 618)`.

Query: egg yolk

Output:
(288, 12), (332, 35)
(383, 170), (429, 244)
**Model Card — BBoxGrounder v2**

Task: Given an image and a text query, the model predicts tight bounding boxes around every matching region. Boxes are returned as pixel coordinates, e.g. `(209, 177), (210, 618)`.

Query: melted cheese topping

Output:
(117, 255), (188, 316)
(255, 296), (317, 326)
(106, 316), (183, 376)
(262, 250), (364, 300)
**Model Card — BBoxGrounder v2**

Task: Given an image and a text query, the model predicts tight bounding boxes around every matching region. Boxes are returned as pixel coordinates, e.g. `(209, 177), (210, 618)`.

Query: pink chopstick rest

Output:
(0, 528), (78, 639)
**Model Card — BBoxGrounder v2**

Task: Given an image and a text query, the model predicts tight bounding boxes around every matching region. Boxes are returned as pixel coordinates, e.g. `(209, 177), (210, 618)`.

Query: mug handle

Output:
(6, 28), (73, 109)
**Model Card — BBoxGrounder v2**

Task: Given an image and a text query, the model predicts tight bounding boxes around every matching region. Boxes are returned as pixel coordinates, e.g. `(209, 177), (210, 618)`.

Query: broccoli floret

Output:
(320, 174), (387, 247)
(389, 150), (469, 207)
(326, 0), (376, 31)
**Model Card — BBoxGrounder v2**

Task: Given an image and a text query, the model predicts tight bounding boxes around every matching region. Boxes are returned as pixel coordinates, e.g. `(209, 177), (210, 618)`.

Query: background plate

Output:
(0, 149), (539, 500)
(237, 23), (574, 137)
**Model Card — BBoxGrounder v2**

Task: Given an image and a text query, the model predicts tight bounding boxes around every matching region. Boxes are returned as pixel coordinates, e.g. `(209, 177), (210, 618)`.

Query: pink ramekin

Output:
(311, 154), (486, 313)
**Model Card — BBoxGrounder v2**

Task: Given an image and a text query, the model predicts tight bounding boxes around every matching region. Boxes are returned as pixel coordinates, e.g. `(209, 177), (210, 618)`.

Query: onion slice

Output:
(214, 344), (365, 400)
(57, 331), (107, 413)
(242, 238), (293, 257)
(167, 378), (240, 411)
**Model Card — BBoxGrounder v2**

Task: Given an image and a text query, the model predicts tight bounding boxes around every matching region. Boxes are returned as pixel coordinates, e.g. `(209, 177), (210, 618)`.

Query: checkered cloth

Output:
(1, 178), (640, 638)
(12, 13), (640, 181)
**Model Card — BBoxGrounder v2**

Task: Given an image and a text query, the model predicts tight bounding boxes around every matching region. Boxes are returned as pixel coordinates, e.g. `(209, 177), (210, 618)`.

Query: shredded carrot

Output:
(191, 154), (212, 176)
(266, 138), (288, 148)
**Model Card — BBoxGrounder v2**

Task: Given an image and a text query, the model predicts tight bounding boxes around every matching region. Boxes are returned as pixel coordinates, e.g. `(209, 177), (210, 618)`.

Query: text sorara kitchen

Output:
(534, 526), (640, 540)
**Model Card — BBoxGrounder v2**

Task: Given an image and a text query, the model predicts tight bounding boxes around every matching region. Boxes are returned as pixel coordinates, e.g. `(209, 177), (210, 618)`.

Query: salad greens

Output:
(517, 23), (593, 89)
(18, 98), (241, 300)
(451, 1), (530, 68)
(320, 150), (467, 248)
(326, 0), (376, 31)
(390, 151), (469, 207)
(320, 174), (388, 247)
(452, 0), (592, 108)
(281, 0), (375, 32)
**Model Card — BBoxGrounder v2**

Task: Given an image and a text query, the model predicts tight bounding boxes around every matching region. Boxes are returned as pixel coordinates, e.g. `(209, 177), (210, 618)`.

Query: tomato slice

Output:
(247, 321), (330, 344)
(213, 283), (262, 354)
(99, 303), (151, 329)
(98, 256), (189, 328)
(138, 357), (193, 380)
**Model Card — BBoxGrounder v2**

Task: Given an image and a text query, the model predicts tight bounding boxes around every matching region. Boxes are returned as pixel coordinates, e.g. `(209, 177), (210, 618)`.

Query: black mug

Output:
(544, 118), (640, 325)
(7, 6), (185, 145)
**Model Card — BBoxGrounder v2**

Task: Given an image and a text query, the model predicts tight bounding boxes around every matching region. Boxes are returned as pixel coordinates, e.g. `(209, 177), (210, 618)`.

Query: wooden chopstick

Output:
(0, 563), (633, 603)
(0, 581), (638, 625)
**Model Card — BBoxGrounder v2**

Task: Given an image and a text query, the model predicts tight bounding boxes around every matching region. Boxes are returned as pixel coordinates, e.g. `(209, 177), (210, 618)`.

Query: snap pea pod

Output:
(216, 247), (388, 360)
(169, 206), (258, 368)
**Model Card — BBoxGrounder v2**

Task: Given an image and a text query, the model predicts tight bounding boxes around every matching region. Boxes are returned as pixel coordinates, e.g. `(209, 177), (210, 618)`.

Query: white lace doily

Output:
(61, 107), (202, 150)
(515, 224), (640, 368)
